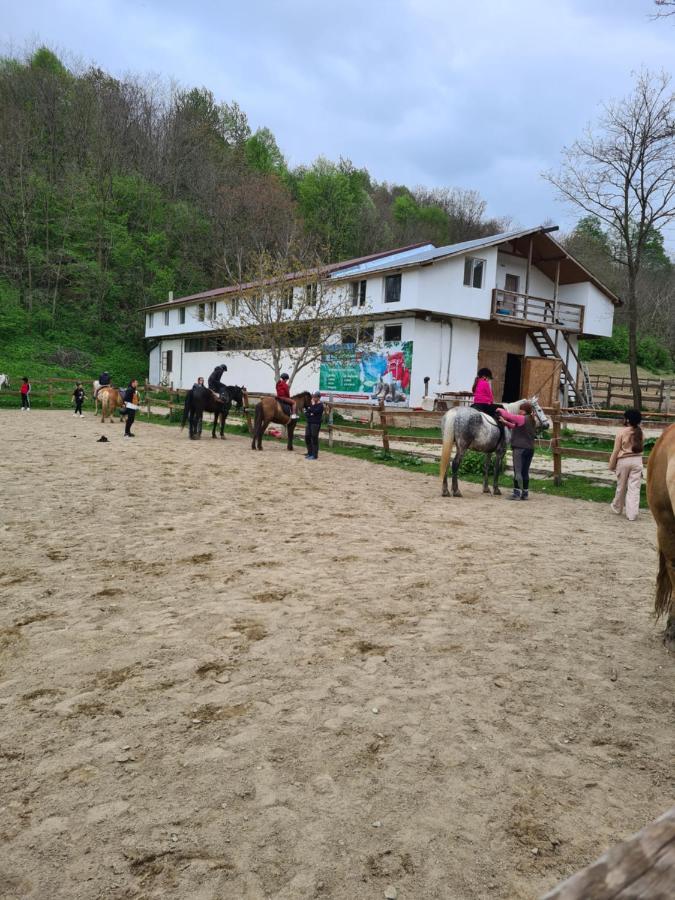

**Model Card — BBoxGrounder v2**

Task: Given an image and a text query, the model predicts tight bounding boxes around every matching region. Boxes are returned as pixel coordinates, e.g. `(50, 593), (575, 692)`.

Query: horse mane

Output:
(502, 398), (528, 414)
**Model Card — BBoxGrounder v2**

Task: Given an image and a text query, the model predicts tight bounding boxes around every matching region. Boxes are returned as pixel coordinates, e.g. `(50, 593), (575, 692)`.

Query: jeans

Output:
(305, 422), (321, 457)
(512, 447), (534, 490)
(125, 409), (136, 435)
(21, 394), (29, 409)
(75, 400), (83, 414)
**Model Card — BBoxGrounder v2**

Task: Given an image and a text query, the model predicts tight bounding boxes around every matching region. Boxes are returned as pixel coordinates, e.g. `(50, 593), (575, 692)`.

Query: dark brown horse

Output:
(646, 423), (675, 642)
(251, 392), (311, 451)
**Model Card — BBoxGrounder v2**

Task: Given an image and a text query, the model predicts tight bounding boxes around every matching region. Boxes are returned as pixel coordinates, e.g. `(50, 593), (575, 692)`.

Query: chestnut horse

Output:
(251, 392), (311, 451)
(98, 385), (125, 423)
(646, 423), (675, 642)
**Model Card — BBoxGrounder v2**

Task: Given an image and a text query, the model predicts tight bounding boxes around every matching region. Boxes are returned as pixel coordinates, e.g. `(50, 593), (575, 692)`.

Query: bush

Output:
(579, 325), (673, 372)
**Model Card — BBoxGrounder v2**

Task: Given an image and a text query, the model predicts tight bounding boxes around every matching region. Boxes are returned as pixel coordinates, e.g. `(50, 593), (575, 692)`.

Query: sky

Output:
(4, 0), (675, 239)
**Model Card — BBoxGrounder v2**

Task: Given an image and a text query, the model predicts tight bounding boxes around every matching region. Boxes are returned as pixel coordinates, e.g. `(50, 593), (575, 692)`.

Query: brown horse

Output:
(647, 423), (675, 642)
(251, 392), (311, 451)
(98, 385), (125, 423)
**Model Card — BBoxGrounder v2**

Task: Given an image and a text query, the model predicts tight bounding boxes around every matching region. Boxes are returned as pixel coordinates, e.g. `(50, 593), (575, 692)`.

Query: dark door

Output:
(502, 353), (522, 402)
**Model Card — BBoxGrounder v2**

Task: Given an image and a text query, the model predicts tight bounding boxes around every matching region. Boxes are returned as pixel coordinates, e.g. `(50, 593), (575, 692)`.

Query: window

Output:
(163, 310), (170, 326)
(361, 326), (374, 342)
(148, 312), (154, 328)
(206, 301), (216, 320)
(185, 337), (202, 352)
(384, 274), (402, 303)
(281, 288), (294, 310)
(179, 307), (185, 324)
(463, 257), (485, 289)
(228, 298), (240, 317)
(350, 280), (367, 307)
(341, 325), (374, 344)
(161, 350), (173, 372)
(197, 303), (206, 322)
(305, 283), (318, 306)
(341, 328), (357, 345)
(384, 324), (402, 343)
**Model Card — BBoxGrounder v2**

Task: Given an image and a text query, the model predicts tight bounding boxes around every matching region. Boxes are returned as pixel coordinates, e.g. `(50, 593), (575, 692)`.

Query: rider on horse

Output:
(207, 364), (228, 402)
(471, 368), (524, 443)
(276, 373), (298, 418)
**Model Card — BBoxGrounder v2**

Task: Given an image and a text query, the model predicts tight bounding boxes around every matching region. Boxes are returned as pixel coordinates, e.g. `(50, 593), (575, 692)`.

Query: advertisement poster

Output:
(319, 341), (413, 398)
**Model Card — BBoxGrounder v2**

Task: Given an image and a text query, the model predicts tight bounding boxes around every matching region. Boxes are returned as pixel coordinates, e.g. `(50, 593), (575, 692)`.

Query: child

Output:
(471, 368), (523, 429)
(304, 391), (324, 459)
(276, 373), (298, 418)
(72, 382), (86, 416)
(508, 402), (536, 500)
(20, 376), (30, 411)
(609, 409), (644, 521)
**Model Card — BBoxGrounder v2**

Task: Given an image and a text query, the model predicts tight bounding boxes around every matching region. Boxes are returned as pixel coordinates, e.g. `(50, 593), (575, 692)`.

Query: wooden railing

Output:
(492, 289), (584, 331)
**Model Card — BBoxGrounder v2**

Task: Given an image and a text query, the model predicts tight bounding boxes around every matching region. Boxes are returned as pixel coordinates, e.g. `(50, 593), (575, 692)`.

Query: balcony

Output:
(491, 289), (584, 332)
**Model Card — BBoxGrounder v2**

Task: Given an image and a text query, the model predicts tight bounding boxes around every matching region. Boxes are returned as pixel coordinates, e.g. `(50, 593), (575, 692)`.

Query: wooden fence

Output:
(587, 374), (674, 412)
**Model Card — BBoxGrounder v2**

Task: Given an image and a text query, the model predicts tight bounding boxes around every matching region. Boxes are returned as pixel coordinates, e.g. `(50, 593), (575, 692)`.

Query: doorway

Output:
(502, 353), (522, 402)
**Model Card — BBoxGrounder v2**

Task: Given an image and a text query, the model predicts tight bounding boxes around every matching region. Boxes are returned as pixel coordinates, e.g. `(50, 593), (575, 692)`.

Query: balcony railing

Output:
(491, 289), (584, 332)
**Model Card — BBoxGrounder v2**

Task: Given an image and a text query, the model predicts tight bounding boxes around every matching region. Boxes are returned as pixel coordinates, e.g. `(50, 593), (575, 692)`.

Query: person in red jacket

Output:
(275, 373), (298, 418)
(20, 376), (31, 411)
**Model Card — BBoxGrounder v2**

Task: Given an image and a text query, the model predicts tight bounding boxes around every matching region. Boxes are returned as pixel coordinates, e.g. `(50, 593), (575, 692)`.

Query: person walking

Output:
(72, 382), (86, 416)
(20, 376), (31, 411)
(304, 391), (324, 460)
(507, 402), (536, 500)
(609, 409), (644, 521)
(123, 379), (140, 438)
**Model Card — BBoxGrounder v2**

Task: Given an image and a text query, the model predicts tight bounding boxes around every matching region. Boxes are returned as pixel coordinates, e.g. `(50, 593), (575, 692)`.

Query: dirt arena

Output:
(0, 410), (673, 900)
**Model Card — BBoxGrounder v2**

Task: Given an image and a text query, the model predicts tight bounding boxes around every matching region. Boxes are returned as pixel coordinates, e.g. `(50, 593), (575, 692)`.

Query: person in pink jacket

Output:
(471, 368), (526, 428)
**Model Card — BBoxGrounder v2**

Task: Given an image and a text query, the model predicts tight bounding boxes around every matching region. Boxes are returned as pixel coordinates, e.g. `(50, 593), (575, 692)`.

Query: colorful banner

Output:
(319, 341), (413, 397)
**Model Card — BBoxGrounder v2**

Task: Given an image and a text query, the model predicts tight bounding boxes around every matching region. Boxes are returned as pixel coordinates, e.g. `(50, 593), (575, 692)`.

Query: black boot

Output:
(521, 490), (529, 501)
(507, 488), (521, 500)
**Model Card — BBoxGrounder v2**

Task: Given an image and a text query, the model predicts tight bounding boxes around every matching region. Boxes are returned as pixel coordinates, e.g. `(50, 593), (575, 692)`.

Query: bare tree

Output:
(545, 70), (675, 406)
(652, 1), (675, 18)
(212, 248), (373, 386)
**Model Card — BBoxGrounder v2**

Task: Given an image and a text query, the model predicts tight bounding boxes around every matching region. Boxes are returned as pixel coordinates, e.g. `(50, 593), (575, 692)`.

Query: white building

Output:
(144, 225), (619, 408)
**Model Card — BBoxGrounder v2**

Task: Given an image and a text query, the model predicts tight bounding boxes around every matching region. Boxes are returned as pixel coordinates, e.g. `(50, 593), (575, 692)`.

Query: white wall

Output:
(560, 283), (614, 337)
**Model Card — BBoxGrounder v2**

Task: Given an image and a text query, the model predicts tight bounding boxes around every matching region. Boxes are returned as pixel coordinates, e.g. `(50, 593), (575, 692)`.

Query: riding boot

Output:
(520, 490), (529, 501)
(507, 488), (521, 500)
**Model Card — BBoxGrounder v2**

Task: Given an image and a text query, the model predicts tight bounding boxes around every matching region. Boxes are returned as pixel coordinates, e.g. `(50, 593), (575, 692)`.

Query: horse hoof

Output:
(494, 489), (502, 496)
(453, 491), (462, 498)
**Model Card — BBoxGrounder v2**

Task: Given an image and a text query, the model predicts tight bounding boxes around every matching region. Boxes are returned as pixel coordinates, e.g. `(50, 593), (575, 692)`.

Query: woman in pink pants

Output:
(609, 409), (644, 521)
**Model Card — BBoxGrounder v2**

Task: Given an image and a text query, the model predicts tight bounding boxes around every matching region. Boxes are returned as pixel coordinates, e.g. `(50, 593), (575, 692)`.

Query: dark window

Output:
(384, 274), (402, 303)
(361, 326), (374, 343)
(282, 288), (294, 310)
(350, 280), (366, 307)
(185, 337), (203, 352)
(161, 350), (173, 372)
(305, 283), (318, 305)
(463, 257), (485, 289)
(384, 324), (402, 343)
(179, 307), (186, 324)
(341, 328), (357, 345)
(197, 303), (205, 321)
(163, 310), (169, 326)
(148, 312), (154, 327)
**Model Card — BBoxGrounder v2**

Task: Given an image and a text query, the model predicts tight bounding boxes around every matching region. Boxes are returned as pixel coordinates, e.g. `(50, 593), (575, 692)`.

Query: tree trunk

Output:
(626, 278), (642, 409)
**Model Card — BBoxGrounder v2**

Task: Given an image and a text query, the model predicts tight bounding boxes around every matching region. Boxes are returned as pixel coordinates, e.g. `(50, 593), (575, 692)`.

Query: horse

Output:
(251, 392), (312, 451)
(224, 385), (245, 410)
(181, 384), (233, 440)
(0, 374), (10, 390)
(98, 385), (125, 423)
(646, 424), (675, 642)
(440, 397), (549, 498)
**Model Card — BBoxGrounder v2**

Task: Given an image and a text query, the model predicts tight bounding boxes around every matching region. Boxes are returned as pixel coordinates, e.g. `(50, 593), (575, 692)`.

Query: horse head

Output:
(529, 396), (550, 431)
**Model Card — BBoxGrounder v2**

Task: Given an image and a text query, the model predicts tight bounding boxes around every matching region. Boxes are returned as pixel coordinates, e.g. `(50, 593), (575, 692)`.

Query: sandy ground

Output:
(0, 410), (673, 900)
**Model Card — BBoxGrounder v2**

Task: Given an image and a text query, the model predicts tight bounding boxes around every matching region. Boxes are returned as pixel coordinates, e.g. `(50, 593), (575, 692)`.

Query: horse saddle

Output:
(208, 389), (224, 403)
(475, 410), (501, 429)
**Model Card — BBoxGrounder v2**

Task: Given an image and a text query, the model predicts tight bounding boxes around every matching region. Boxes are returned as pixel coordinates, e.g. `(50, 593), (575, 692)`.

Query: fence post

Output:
(48, 379), (53, 408)
(328, 395), (334, 448)
(242, 389), (253, 435)
(146, 387), (152, 420)
(378, 399), (390, 455)
(605, 379), (612, 410)
(552, 402), (562, 486)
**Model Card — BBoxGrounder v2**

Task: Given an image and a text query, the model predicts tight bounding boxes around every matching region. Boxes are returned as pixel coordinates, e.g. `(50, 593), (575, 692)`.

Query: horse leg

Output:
(220, 412), (227, 439)
(493, 447), (505, 496)
(212, 414), (218, 438)
(451, 449), (463, 498)
(483, 453), (492, 493)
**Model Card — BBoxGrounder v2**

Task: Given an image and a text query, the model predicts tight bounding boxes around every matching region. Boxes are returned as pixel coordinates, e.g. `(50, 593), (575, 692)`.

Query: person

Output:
(207, 365), (228, 400)
(507, 402), (536, 500)
(96, 371), (111, 399)
(609, 409), (644, 521)
(275, 373), (298, 418)
(72, 382), (86, 416)
(304, 391), (324, 460)
(123, 379), (139, 438)
(471, 368), (524, 428)
(20, 376), (31, 410)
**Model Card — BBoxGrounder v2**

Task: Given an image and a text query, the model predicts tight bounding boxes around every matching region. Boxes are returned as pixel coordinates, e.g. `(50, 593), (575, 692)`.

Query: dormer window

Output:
(463, 257), (485, 289)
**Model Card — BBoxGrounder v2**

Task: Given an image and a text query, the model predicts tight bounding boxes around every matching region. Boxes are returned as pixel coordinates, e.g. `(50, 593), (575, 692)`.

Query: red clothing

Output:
(21, 382), (30, 395)
(473, 377), (494, 404)
(276, 380), (290, 399)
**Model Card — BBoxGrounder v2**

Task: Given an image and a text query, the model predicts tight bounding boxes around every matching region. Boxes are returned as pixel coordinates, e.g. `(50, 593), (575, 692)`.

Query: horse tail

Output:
(253, 402), (262, 436)
(655, 549), (674, 620)
(181, 390), (191, 430)
(439, 410), (456, 483)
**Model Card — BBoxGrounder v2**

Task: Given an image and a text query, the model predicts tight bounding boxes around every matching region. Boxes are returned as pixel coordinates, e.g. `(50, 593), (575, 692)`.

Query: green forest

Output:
(0, 47), (673, 381)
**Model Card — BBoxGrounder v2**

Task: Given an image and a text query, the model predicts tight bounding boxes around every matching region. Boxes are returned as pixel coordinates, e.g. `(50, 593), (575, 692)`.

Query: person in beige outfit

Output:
(608, 409), (644, 521)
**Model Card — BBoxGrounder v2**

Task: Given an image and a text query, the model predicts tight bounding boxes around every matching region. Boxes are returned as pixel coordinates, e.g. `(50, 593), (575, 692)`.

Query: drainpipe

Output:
(445, 320), (453, 385)
(437, 322), (444, 384)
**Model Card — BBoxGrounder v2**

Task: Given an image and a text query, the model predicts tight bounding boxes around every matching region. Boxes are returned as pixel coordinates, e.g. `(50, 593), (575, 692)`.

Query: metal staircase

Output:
(529, 328), (583, 407)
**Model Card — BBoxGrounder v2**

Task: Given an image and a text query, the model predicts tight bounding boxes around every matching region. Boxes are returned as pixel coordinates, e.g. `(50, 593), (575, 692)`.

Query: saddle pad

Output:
(475, 410), (499, 428)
